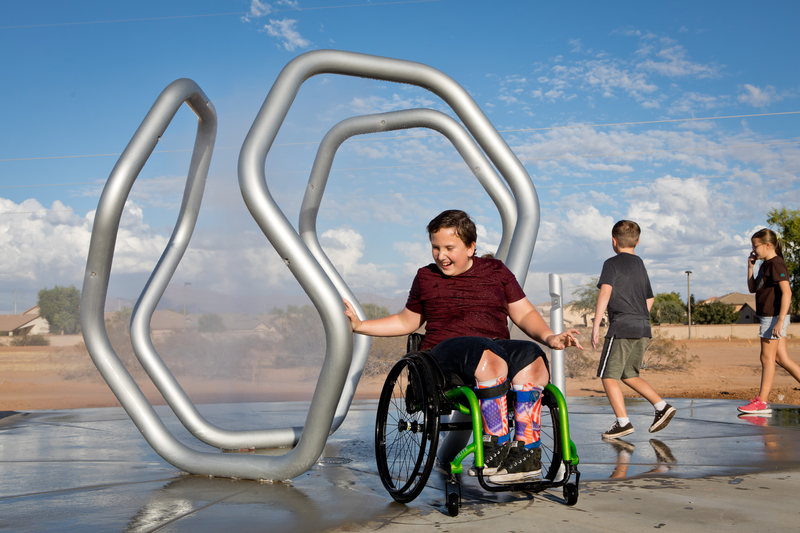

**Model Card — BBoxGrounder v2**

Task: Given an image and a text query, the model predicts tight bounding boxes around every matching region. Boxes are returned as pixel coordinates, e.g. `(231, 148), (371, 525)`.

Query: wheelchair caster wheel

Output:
(447, 491), (460, 517)
(563, 483), (579, 506)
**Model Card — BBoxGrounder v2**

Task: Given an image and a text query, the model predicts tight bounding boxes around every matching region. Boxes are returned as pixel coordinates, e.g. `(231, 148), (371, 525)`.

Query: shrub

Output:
(564, 345), (596, 378)
(10, 333), (51, 346)
(641, 330), (698, 372)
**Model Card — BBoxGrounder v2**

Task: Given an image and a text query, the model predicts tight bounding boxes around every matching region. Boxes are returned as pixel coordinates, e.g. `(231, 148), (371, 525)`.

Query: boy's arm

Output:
(592, 284), (613, 350)
(343, 299), (424, 337)
(646, 297), (654, 312)
(508, 298), (583, 350)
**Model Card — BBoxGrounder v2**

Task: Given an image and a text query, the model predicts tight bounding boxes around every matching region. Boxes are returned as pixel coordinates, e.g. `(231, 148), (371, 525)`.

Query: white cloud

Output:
(262, 18), (311, 51)
(637, 43), (722, 79)
(0, 197), (168, 287)
(737, 84), (783, 108)
(241, 0), (272, 23)
(347, 93), (437, 114)
(668, 92), (728, 115)
(320, 227), (399, 290)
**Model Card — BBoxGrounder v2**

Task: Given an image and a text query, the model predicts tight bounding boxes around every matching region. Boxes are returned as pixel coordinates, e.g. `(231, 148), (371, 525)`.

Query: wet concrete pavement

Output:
(1, 397), (799, 532)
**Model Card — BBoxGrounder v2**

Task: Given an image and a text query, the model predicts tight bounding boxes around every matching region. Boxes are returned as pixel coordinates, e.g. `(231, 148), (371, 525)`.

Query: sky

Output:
(1, 0), (799, 315)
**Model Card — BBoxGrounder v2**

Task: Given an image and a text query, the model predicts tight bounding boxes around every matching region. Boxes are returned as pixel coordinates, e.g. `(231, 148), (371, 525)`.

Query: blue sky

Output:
(1, 0), (799, 314)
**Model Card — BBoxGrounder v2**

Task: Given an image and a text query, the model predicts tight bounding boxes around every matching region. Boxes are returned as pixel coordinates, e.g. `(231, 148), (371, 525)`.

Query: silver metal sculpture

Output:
(300, 108), (519, 429)
(81, 49), (542, 480)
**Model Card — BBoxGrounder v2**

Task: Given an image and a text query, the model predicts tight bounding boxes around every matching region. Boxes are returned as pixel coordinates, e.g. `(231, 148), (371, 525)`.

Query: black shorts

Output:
(428, 336), (549, 388)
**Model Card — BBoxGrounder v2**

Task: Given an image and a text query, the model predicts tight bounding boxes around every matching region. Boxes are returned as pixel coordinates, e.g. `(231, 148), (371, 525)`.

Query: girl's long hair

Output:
(752, 228), (784, 258)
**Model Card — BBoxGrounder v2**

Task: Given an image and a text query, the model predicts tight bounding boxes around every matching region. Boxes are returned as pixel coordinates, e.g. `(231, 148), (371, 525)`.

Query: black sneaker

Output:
(488, 440), (542, 483)
(607, 439), (636, 456)
(602, 421), (635, 440)
(649, 404), (676, 433)
(649, 439), (676, 465)
(468, 434), (511, 476)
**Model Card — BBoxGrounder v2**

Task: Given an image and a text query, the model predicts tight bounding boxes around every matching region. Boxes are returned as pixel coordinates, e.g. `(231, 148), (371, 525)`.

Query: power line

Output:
(518, 140), (800, 163)
(1, 138), (798, 195)
(4, 109), (798, 164)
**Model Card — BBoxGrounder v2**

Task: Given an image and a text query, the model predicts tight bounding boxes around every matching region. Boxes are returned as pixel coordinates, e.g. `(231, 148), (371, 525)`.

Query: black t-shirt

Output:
(597, 253), (654, 339)
(755, 256), (790, 317)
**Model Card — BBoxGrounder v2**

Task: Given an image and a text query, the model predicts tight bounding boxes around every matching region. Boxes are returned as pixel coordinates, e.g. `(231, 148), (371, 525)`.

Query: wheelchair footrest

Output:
(475, 463), (578, 494)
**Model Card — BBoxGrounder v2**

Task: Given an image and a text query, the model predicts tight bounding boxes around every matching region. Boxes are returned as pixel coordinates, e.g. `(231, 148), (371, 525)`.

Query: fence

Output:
(654, 324), (800, 340)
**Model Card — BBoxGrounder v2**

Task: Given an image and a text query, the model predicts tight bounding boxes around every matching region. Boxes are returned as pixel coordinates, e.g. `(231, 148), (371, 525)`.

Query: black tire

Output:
(375, 356), (440, 503)
(447, 491), (460, 517)
(563, 483), (579, 506)
(539, 388), (565, 482)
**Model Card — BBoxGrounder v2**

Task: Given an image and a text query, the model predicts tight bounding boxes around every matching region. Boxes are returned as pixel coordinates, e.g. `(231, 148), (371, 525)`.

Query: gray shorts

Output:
(596, 336), (649, 380)
(759, 316), (790, 339)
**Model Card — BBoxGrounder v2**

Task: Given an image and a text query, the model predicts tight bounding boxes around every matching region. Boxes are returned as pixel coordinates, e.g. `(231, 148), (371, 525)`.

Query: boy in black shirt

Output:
(591, 220), (676, 439)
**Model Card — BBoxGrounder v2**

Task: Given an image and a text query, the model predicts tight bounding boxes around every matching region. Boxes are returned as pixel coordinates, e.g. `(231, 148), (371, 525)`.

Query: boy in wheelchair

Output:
(344, 210), (582, 483)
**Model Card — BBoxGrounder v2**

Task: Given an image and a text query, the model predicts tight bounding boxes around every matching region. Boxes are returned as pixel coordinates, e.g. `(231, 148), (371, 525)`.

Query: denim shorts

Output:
(758, 315), (790, 339)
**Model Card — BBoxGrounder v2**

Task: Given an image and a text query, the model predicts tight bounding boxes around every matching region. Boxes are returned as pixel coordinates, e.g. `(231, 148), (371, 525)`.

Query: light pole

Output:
(183, 282), (191, 332)
(685, 271), (692, 339)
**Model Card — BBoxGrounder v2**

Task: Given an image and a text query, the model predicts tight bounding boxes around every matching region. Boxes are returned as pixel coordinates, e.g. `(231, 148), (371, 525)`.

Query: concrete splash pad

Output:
(1, 397), (799, 532)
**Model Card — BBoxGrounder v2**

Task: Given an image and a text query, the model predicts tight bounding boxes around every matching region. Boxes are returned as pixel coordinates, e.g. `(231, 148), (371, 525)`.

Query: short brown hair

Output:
(427, 210), (477, 247)
(612, 220), (641, 248)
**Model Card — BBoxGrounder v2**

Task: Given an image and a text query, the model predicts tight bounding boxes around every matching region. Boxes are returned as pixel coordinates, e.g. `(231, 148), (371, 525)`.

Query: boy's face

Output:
(430, 227), (475, 276)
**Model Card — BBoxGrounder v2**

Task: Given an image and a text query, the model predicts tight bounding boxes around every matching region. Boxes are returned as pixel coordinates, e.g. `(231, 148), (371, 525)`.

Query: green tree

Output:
(650, 292), (687, 324)
(691, 301), (739, 325)
(567, 277), (600, 314)
(37, 285), (81, 334)
(767, 207), (800, 314)
(198, 313), (226, 332)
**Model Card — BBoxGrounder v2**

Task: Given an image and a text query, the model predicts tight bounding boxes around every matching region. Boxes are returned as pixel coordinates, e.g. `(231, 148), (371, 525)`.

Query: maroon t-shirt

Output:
(755, 256), (790, 317)
(404, 256), (527, 350)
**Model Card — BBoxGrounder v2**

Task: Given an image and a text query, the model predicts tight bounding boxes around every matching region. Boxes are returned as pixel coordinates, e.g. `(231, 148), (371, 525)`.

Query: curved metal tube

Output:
(125, 117), (306, 448)
(81, 79), (347, 479)
(300, 108), (517, 428)
(239, 50), (539, 289)
(82, 49), (541, 481)
(239, 50), (541, 470)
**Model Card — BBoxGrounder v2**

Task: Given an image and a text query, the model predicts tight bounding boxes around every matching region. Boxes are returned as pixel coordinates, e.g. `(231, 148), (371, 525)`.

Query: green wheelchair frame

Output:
(374, 351), (580, 517)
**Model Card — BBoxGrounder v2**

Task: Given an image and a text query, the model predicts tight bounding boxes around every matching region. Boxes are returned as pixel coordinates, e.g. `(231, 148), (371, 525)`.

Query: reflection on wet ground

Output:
(1, 398), (799, 531)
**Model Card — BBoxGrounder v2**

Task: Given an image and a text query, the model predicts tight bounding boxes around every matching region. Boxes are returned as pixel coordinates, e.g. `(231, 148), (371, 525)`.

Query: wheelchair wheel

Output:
(375, 356), (440, 503)
(539, 387), (565, 481)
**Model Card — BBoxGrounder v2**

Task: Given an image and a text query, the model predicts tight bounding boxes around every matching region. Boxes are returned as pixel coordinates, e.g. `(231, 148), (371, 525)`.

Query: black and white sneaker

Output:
(602, 421), (635, 440)
(468, 434), (511, 476)
(488, 440), (542, 483)
(649, 404), (676, 433)
(649, 439), (676, 465)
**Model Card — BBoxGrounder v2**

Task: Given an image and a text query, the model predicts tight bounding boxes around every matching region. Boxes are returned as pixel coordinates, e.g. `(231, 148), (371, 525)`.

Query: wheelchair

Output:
(374, 335), (580, 517)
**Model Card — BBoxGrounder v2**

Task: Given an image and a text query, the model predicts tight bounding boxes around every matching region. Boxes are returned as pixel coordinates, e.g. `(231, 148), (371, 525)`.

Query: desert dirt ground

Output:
(2, 338), (800, 412)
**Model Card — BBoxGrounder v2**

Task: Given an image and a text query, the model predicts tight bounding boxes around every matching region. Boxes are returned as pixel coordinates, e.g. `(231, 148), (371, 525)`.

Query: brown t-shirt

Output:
(404, 256), (527, 350)
(755, 256), (790, 317)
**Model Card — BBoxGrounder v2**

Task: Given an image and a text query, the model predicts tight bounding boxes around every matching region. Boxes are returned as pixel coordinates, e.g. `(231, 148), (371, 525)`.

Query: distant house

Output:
(149, 310), (193, 334)
(0, 305), (50, 336)
(702, 292), (758, 324)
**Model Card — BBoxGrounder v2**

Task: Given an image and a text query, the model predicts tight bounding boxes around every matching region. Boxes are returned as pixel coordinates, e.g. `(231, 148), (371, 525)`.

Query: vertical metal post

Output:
(685, 270), (692, 339)
(548, 273), (565, 395)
